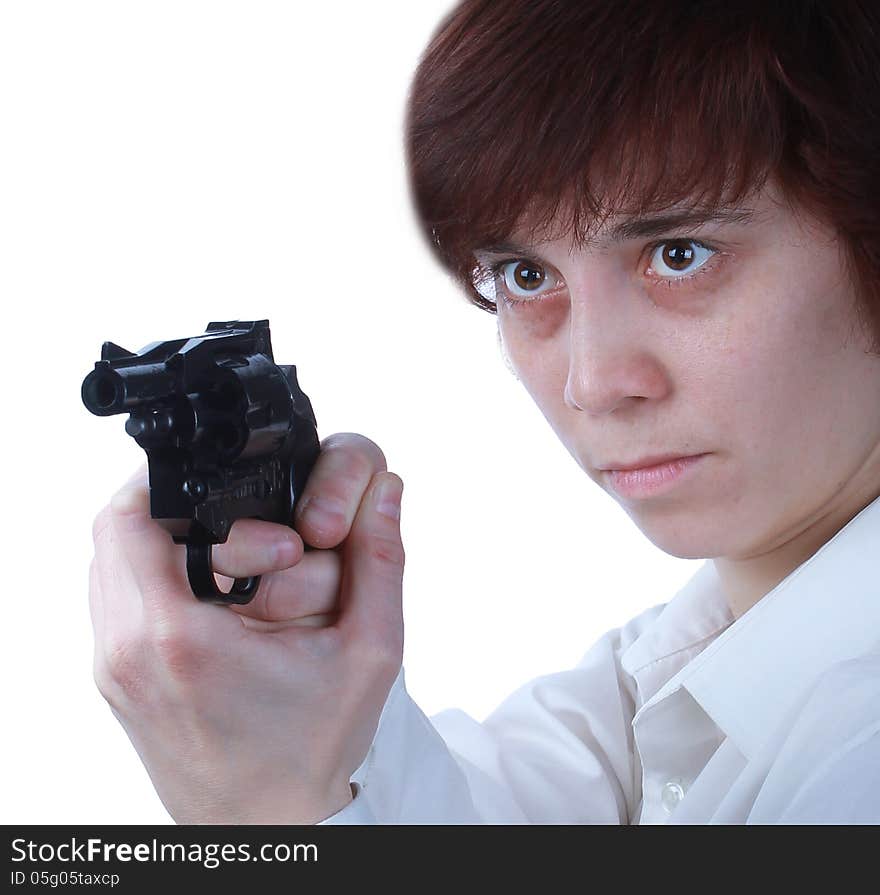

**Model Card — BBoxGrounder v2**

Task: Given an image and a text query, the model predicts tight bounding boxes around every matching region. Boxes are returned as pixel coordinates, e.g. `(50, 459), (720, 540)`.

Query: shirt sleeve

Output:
(320, 606), (663, 825)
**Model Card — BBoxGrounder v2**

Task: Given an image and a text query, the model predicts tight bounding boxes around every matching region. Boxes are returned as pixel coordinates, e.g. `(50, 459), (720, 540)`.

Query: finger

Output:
(89, 461), (149, 556)
(88, 555), (104, 644)
(212, 518), (305, 578)
(227, 547), (342, 621)
(88, 554), (109, 689)
(90, 542), (147, 698)
(293, 433), (387, 550)
(110, 465), (306, 603)
(336, 471), (405, 652)
(92, 500), (147, 628)
(104, 473), (193, 613)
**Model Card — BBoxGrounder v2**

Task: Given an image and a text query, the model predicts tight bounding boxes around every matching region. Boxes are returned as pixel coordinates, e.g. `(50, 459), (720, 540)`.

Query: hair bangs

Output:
(406, 0), (843, 314)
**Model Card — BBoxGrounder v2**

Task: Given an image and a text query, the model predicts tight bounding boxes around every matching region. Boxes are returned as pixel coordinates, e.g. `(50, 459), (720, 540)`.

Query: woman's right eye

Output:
(494, 260), (560, 302)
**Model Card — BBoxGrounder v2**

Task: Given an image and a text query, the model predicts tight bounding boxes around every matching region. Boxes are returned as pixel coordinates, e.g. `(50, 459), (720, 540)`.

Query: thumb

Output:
(337, 472), (405, 651)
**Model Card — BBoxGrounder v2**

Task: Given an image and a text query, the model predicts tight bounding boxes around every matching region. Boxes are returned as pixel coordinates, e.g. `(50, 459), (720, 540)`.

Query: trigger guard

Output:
(185, 542), (260, 604)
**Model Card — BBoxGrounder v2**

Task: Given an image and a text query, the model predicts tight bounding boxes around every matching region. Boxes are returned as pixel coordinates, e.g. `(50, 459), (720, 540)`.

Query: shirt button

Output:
(661, 780), (687, 813)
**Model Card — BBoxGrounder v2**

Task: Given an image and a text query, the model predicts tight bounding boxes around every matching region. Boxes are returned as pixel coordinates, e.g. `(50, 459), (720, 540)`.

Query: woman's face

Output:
(482, 184), (880, 563)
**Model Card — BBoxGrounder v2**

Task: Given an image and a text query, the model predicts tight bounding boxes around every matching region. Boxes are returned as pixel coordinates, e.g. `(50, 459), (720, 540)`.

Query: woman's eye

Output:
(647, 240), (715, 280)
(497, 260), (559, 298)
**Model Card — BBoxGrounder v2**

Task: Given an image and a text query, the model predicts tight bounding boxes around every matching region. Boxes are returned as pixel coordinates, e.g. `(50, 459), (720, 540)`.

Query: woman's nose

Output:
(563, 291), (672, 415)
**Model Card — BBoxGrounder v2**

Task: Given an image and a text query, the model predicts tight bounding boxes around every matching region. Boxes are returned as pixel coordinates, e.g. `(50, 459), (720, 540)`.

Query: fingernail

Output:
(376, 478), (403, 520)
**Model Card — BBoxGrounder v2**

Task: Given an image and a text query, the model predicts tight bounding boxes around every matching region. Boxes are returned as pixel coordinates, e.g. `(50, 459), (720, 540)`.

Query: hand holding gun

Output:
(82, 319), (405, 823)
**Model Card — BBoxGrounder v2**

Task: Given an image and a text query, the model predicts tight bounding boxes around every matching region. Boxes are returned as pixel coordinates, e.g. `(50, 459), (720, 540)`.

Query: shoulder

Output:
(797, 647), (880, 742)
(492, 601), (670, 728)
(774, 647), (880, 823)
(778, 726), (880, 823)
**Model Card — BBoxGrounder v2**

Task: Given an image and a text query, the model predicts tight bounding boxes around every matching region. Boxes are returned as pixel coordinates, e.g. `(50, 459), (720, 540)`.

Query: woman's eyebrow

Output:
(477, 207), (759, 256)
(605, 207), (758, 242)
(476, 241), (544, 257)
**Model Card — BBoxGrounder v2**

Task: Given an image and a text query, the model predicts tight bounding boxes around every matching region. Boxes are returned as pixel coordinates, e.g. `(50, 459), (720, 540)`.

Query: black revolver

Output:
(81, 319), (320, 605)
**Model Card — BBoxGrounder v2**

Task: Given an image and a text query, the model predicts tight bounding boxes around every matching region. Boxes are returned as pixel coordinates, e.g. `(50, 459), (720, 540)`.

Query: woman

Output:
(90, 0), (879, 823)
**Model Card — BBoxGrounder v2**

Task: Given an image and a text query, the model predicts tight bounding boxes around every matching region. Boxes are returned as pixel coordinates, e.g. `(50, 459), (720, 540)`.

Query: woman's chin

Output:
(621, 508), (731, 560)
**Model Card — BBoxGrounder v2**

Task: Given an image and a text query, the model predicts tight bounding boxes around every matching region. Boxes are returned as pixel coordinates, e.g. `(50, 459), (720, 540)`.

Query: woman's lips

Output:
(602, 454), (709, 498)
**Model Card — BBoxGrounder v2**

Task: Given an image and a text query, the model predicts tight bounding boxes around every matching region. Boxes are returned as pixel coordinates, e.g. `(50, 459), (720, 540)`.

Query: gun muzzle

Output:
(81, 362), (174, 416)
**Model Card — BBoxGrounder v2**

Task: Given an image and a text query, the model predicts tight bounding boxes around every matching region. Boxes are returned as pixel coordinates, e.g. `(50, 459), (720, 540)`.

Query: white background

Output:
(0, 1), (701, 823)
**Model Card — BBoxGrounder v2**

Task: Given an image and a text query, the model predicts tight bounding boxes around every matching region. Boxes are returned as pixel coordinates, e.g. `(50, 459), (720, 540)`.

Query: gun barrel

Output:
(81, 362), (174, 416)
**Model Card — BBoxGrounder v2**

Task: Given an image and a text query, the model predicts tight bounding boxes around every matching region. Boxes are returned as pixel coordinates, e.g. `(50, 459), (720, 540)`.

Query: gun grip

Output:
(185, 542), (260, 605)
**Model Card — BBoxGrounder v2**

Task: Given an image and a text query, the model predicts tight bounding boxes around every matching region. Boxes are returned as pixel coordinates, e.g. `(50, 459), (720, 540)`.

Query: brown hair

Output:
(405, 0), (880, 344)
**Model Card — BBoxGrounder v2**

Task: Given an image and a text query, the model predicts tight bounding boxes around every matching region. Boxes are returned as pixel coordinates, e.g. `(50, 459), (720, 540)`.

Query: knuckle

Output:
(328, 450), (376, 492)
(109, 483), (148, 519)
(210, 539), (240, 574)
(301, 457), (370, 521)
(301, 625), (345, 662)
(352, 636), (403, 679)
(361, 532), (406, 569)
(149, 620), (210, 685)
(97, 636), (147, 703)
(256, 571), (291, 620)
(93, 663), (116, 704)
(300, 503), (348, 544)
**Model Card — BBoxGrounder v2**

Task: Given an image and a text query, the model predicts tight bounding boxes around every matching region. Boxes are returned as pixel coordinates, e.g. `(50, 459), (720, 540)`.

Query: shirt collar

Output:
(622, 492), (880, 760)
(620, 560), (733, 682)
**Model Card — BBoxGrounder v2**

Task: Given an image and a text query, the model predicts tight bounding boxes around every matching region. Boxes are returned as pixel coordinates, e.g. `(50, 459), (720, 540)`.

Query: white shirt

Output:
(322, 495), (880, 824)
